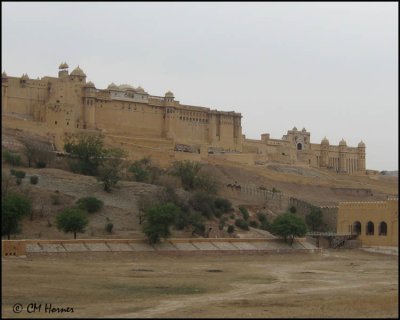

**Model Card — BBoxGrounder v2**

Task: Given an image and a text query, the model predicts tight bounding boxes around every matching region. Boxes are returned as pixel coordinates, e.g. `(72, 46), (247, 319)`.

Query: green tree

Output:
(142, 203), (180, 244)
(64, 133), (106, 176)
(189, 192), (216, 219)
(96, 147), (127, 192)
(2, 194), (32, 239)
(270, 213), (307, 245)
(56, 208), (89, 239)
(305, 208), (324, 232)
(4, 151), (21, 167)
(239, 206), (250, 221)
(215, 198), (232, 213)
(170, 160), (202, 191)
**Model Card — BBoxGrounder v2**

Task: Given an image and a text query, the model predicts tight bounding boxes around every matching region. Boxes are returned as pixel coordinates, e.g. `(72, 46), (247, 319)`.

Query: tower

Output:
(339, 138), (347, 174)
(357, 141), (366, 172)
(58, 62), (69, 78)
(2, 71), (8, 114)
(83, 81), (96, 129)
(320, 136), (329, 168)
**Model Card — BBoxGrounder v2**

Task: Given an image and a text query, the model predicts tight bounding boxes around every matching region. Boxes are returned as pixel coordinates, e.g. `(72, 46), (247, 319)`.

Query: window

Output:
(55, 121), (57, 125)
(366, 221), (374, 236)
(353, 221), (361, 235)
(379, 222), (387, 236)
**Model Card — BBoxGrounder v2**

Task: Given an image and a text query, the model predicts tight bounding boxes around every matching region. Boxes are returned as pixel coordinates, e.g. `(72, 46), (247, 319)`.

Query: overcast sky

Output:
(2, 2), (398, 171)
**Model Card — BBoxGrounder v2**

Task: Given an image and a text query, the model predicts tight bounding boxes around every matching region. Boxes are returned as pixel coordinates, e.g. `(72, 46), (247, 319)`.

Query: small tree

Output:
(239, 206), (250, 221)
(96, 147), (127, 192)
(305, 208), (324, 232)
(227, 225), (235, 234)
(142, 203), (180, 244)
(76, 197), (104, 213)
(56, 208), (89, 239)
(64, 133), (106, 176)
(215, 198), (232, 213)
(170, 160), (202, 191)
(4, 151), (21, 167)
(270, 213), (307, 245)
(2, 194), (32, 239)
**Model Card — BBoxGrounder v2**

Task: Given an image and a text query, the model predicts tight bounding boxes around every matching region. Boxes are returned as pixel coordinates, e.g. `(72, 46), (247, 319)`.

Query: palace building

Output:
(1, 63), (366, 173)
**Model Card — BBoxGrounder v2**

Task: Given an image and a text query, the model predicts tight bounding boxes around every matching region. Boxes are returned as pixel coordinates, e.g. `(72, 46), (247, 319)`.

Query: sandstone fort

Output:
(2, 63), (365, 173)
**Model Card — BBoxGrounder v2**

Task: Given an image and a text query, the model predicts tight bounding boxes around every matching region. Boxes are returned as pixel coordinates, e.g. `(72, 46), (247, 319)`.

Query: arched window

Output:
(297, 143), (302, 150)
(366, 221), (374, 236)
(378, 221), (387, 236)
(353, 221), (361, 235)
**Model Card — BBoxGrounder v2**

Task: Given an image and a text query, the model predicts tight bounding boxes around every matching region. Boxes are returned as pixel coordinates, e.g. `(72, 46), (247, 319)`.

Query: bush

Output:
(257, 212), (267, 223)
(239, 206), (249, 221)
(214, 198), (232, 213)
(270, 213), (307, 245)
(76, 197), (104, 213)
(36, 161), (47, 168)
(189, 192), (216, 219)
(249, 220), (259, 228)
(227, 225), (235, 234)
(51, 192), (61, 205)
(105, 222), (113, 233)
(289, 206), (297, 213)
(260, 220), (270, 231)
(2, 193), (32, 239)
(14, 171), (26, 179)
(4, 151), (21, 166)
(235, 218), (249, 230)
(30, 176), (39, 185)
(10, 169), (17, 176)
(16, 178), (22, 185)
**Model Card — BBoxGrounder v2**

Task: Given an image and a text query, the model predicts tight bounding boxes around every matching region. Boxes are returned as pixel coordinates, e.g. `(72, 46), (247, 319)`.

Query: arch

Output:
(366, 221), (374, 236)
(297, 143), (302, 150)
(378, 221), (387, 236)
(353, 221), (361, 235)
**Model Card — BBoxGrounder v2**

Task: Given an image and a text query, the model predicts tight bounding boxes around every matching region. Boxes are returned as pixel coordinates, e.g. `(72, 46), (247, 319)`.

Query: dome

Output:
(358, 141), (365, 147)
(2, 71), (7, 78)
(165, 91), (174, 98)
(85, 81), (95, 88)
(59, 62), (69, 69)
(21, 73), (29, 80)
(321, 136), (329, 145)
(107, 82), (118, 90)
(339, 138), (347, 146)
(302, 127), (306, 132)
(118, 84), (134, 90)
(292, 126), (298, 131)
(70, 66), (86, 77)
(136, 86), (145, 93)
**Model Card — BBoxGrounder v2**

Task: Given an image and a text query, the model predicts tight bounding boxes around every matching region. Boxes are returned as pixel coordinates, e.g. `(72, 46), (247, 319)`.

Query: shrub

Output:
(30, 176), (39, 185)
(214, 198), (232, 213)
(218, 223), (224, 231)
(2, 193), (32, 239)
(16, 178), (22, 185)
(14, 171), (26, 179)
(227, 225), (235, 234)
(257, 212), (267, 223)
(170, 160), (202, 191)
(235, 218), (249, 230)
(260, 220), (270, 231)
(239, 206), (249, 221)
(36, 161), (47, 168)
(4, 151), (21, 166)
(249, 220), (259, 228)
(10, 169), (17, 176)
(189, 192), (216, 219)
(289, 206), (297, 213)
(76, 197), (104, 213)
(105, 222), (113, 233)
(214, 208), (223, 218)
(51, 192), (61, 205)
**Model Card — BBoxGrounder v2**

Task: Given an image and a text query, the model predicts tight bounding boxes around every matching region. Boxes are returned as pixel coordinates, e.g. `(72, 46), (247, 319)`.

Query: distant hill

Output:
(380, 170), (398, 177)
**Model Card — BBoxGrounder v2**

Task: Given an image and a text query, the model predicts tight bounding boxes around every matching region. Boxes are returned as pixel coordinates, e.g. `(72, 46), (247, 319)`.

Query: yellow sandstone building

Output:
(1, 63), (366, 173)
(337, 198), (398, 247)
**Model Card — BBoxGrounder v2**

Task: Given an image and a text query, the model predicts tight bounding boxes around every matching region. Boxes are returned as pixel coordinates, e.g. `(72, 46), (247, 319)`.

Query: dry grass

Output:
(2, 249), (398, 318)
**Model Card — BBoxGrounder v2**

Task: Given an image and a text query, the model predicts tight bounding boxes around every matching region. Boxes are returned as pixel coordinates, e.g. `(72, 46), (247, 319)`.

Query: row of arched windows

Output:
(351, 221), (387, 236)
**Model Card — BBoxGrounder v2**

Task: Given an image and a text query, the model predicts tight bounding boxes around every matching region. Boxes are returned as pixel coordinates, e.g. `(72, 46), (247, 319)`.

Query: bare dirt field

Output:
(2, 249), (398, 318)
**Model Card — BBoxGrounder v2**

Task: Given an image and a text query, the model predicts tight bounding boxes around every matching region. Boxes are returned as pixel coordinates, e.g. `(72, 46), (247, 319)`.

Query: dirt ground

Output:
(2, 249), (398, 318)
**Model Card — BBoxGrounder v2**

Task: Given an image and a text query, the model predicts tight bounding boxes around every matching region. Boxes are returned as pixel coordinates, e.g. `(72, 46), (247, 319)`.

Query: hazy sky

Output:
(2, 2), (398, 171)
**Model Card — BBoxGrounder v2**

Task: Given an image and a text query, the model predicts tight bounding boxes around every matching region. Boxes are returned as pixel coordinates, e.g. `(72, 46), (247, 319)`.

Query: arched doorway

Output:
(297, 143), (302, 150)
(366, 221), (374, 236)
(353, 221), (361, 235)
(378, 221), (387, 236)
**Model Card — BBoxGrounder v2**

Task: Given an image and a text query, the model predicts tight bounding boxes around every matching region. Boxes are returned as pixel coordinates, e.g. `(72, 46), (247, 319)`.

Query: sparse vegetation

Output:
(305, 208), (324, 232)
(56, 208), (89, 239)
(105, 222), (114, 233)
(249, 220), (259, 228)
(96, 147), (127, 192)
(14, 171), (26, 179)
(235, 218), (249, 230)
(215, 198), (232, 213)
(51, 191), (61, 205)
(289, 206), (297, 213)
(170, 160), (202, 191)
(227, 225), (235, 234)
